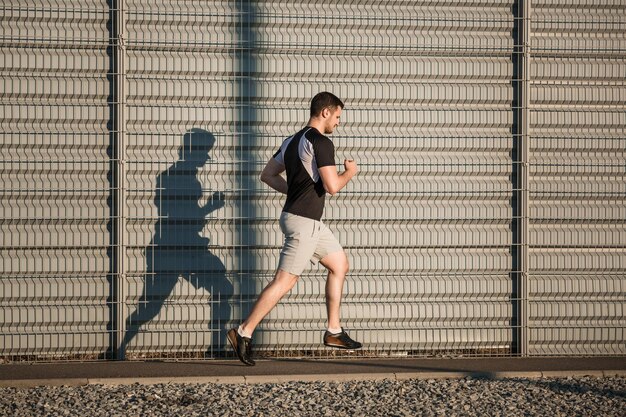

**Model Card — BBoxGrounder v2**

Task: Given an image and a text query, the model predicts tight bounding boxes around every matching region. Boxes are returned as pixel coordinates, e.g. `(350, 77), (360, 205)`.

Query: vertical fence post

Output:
(517, 0), (531, 356)
(234, 0), (258, 347)
(111, 0), (127, 360)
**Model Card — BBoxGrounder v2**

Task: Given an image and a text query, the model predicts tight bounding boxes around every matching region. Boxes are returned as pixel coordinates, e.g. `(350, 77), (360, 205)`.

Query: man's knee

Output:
(275, 269), (299, 289)
(322, 251), (349, 276)
(338, 257), (349, 275)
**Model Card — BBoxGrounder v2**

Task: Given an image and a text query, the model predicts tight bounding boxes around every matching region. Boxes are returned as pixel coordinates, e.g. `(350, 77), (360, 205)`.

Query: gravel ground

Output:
(1, 376), (624, 416)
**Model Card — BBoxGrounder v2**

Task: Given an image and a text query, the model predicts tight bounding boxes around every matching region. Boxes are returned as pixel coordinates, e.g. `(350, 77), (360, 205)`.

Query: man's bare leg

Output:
(240, 269), (298, 336)
(319, 250), (362, 349)
(319, 250), (349, 330)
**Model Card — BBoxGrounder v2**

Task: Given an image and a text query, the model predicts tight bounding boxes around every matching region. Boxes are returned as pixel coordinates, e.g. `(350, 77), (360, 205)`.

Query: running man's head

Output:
(309, 92), (344, 134)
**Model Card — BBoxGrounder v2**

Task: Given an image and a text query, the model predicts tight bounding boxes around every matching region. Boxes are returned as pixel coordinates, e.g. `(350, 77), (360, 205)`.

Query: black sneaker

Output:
(323, 328), (362, 350)
(227, 328), (255, 366)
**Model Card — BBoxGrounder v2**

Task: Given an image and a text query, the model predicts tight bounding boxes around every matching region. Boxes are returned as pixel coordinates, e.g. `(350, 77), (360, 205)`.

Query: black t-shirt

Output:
(273, 127), (335, 220)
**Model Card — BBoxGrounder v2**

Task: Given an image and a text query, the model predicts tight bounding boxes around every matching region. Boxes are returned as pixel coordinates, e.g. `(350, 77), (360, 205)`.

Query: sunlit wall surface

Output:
(0, 0), (623, 361)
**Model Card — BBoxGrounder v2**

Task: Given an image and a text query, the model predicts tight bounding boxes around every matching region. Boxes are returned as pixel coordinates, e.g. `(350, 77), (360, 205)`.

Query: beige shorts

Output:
(278, 212), (343, 276)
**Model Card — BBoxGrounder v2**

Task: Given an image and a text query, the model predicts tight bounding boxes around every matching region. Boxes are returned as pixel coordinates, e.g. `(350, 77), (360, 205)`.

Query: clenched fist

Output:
(344, 159), (358, 173)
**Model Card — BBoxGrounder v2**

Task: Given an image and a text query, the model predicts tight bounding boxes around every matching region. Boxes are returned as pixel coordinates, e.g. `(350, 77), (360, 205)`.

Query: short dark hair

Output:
(310, 92), (344, 117)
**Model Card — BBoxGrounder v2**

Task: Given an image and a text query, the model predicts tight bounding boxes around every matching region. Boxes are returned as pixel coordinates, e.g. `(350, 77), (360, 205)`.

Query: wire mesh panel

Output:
(1, 0), (624, 362)
(118, 0), (518, 358)
(0, 1), (112, 360)
(528, 0), (626, 355)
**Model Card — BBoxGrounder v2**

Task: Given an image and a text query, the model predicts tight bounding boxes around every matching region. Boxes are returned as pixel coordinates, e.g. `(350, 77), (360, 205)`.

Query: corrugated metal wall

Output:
(0, 0), (624, 361)
(1, 1), (112, 359)
(528, 0), (625, 355)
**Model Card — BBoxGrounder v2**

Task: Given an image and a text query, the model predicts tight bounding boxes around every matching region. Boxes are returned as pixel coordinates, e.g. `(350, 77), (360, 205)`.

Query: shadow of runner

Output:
(123, 128), (232, 356)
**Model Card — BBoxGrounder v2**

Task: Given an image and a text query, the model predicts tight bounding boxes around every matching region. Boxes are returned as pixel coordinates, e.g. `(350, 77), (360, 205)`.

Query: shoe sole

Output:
(324, 341), (363, 350)
(227, 330), (255, 366)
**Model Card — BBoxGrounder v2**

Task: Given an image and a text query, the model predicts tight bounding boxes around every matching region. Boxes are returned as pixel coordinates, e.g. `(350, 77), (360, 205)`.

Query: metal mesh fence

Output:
(0, 0), (624, 362)
(527, 0), (625, 355)
(1, 0), (112, 360)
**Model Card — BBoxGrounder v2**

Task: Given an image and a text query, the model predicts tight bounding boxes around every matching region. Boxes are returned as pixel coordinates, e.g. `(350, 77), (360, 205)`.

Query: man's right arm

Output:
(318, 159), (358, 196)
(260, 158), (288, 195)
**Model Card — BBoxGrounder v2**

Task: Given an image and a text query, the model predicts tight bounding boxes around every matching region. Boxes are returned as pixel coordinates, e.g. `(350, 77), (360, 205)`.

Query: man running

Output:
(228, 92), (361, 366)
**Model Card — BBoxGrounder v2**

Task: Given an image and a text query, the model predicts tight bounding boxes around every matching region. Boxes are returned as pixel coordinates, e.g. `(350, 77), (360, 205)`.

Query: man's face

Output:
(323, 106), (342, 134)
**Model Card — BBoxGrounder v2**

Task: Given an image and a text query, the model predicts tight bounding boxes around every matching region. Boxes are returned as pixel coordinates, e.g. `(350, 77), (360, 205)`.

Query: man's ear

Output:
(321, 107), (330, 119)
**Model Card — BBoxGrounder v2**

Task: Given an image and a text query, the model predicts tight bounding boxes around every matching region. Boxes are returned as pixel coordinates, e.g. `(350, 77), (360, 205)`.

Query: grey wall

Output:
(0, 0), (624, 360)
(528, 0), (625, 355)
